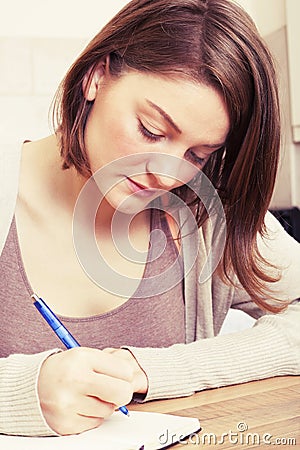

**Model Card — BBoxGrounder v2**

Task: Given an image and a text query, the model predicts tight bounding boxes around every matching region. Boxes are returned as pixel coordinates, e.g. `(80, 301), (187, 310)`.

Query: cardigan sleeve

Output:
(126, 301), (300, 402)
(125, 213), (300, 402)
(0, 349), (61, 436)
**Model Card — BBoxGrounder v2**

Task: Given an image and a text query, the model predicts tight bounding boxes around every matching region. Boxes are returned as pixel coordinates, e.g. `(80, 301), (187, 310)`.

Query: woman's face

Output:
(83, 67), (230, 213)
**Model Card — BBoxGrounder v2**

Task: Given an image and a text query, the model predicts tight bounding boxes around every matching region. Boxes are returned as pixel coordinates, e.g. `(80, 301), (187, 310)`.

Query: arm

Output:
(124, 301), (300, 402)
(0, 350), (61, 436)
(0, 348), (137, 436)
(123, 212), (300, 401)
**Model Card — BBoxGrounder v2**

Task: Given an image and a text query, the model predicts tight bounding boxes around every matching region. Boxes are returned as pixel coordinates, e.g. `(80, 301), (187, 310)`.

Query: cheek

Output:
(86, 105), (150, 167)
(107, 119), (149, 159)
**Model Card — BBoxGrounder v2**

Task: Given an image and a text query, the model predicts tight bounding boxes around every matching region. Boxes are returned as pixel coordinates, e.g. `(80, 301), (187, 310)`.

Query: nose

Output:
(146, 153), (197, 190)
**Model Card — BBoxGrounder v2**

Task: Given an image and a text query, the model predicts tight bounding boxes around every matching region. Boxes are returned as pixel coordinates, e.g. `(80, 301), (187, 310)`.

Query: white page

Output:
(0, 411), (200, 450)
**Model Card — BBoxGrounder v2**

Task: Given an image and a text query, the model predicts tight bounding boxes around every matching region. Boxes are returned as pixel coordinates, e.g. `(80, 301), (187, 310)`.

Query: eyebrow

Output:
(145, 99), (182, 134)
(202, 142), (226, 150)
(145, 98), (227, 149)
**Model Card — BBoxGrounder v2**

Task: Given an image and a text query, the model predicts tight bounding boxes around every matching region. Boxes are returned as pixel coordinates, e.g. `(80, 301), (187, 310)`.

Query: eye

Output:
(186, 150), (206, 166)
(138, 119), (164, 143)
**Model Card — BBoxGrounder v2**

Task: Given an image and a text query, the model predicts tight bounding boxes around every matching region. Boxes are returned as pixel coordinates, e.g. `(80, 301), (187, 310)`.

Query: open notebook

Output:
(0, 411), (201, 450)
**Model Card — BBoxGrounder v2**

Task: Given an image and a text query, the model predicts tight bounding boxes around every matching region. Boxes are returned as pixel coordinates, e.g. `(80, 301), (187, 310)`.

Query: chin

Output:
(109, 191), (158, 216)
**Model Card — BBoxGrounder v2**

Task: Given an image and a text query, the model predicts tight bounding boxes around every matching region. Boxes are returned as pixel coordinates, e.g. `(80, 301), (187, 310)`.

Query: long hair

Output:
(53, 0), (282, 312)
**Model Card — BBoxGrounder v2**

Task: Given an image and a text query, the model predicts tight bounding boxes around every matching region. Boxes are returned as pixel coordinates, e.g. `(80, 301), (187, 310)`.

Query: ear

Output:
(82, 55), (110, 101)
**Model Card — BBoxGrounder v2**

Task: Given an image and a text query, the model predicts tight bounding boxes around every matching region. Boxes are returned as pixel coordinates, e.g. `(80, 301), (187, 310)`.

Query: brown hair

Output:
(53, 0), (283, 312)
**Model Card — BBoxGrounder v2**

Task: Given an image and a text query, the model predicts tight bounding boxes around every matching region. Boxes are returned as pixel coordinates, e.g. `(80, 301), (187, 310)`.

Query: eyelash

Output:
(138, 119), (212, 166)
(187, 151), (206, 166)
(138, 120), (163, 142)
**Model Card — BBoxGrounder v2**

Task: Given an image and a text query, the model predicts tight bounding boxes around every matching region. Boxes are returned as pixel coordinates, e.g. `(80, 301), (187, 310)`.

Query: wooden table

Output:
(131, 376), (300, 449)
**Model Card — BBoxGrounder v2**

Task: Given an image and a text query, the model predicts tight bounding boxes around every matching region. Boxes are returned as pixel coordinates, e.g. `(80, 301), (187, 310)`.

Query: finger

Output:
(85, 372), (133, 407)
(84, 347), (135, 382)
(57, 415), (104, 436)
(102, 347), (116, 354)
(77, 396), (115, 419)
(103, 347), (133, 361)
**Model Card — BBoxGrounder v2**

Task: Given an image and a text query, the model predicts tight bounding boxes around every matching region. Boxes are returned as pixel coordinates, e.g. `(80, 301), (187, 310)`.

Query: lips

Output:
(128, 177), (148, 190)
(126, 177), (158, 197)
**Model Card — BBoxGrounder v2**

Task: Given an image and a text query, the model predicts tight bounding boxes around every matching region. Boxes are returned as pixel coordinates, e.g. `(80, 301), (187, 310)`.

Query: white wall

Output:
(0, 1), (129, 38)
(286, 0), (300, 143)
(1, 0), (286, 38)
(237, 0), (286, 35)
(0, 1), (130, 143)
(0, 0), (293, 145)
(238, 0), (300, 209)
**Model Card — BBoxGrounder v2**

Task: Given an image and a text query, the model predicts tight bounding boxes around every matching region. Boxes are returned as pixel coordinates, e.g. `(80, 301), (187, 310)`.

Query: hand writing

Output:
(103, 347), (148, 395)
(38, 347), (135, 435)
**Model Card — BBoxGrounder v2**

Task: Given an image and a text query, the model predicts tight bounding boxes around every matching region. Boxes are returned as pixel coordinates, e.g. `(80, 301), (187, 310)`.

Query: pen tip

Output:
(31, 293), (40, 302)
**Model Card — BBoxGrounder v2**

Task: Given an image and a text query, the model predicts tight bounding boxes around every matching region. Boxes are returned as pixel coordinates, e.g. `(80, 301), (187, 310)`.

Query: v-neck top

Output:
(0, 208), (185, 356)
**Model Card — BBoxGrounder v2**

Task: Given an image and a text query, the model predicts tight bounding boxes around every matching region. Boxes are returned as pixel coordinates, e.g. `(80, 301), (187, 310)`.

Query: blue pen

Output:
(32, 293), (129, 417)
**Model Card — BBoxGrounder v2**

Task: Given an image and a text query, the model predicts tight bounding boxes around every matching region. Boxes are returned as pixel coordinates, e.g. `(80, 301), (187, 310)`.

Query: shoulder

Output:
(258, 211), (300, 263)
(0, 140), (22, 255)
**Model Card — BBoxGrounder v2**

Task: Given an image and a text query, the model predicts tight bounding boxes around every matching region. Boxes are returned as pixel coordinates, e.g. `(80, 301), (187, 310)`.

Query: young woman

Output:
(0, 0), (299, 437)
